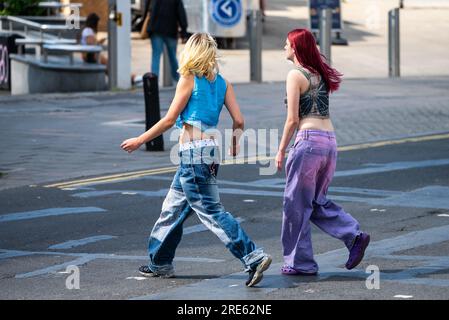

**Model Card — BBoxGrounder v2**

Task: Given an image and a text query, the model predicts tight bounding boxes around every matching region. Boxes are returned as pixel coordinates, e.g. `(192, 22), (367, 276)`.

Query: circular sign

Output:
(211, 0), (242, 28)
(0, 45), (9, 86)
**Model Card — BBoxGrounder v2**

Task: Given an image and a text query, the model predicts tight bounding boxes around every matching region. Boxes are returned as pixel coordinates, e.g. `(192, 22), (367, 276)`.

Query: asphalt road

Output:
(1, 136), (449, 300)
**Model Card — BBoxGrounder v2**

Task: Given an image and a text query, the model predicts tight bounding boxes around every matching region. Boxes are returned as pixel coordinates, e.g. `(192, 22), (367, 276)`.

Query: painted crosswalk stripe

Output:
(48, 235), (117, 250)
(0, 207), (107, 223)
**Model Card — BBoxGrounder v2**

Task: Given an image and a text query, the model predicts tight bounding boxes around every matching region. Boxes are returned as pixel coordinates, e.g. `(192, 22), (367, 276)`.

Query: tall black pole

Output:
(143, 73), (164, 151)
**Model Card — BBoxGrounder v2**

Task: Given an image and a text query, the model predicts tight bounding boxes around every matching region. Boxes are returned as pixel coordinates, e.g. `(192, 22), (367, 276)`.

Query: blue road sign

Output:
(211, 0), (243, 28)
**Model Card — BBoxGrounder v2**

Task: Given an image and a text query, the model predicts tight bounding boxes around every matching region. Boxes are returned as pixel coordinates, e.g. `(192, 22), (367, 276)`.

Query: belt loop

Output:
(201, 147), (205, 164)
(305, 130), (309, 140)
(189, 148), (194, 165)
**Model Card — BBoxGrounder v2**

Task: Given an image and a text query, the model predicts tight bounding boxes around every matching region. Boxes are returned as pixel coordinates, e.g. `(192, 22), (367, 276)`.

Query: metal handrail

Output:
(2, 16), (68, 30)
(0, 16), (70, 39)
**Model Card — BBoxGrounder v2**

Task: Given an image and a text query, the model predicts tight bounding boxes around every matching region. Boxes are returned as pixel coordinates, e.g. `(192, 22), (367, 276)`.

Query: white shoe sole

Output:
(139, 271), (175, 278)
(246, 255), (272, 287)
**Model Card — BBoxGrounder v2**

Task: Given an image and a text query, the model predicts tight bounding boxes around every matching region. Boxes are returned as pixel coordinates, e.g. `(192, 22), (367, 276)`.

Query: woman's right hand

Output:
(120, 137), (143, 154)
(275, 150), (285, 172)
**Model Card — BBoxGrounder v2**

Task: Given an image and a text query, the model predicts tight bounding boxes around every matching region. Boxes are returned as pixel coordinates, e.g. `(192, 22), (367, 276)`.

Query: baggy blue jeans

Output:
(150, 34), (180, 81)
(147, 145), (266, 274)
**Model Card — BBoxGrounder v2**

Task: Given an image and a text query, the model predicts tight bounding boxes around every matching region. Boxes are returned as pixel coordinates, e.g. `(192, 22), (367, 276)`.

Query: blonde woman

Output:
(120, 33), (271, 287)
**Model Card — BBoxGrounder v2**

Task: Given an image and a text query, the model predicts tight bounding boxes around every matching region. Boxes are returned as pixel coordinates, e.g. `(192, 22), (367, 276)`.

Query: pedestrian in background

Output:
(143, 0), (189, 82)
(260, 0), (267, 17)
(276, 28), (370, 276)
(120, 33), (272, 287)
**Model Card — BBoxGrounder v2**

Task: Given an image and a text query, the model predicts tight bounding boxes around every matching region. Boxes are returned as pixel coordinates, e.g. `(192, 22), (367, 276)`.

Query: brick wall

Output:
(73, 0), (109, 32)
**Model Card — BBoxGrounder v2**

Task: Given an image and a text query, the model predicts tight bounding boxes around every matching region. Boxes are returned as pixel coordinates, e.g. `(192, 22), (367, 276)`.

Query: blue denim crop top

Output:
(175, 73), (227, 131)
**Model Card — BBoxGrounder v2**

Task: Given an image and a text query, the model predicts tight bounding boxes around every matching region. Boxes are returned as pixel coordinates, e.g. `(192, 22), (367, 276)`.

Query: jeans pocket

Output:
(209, 162), (219, 178)
(293, 138), (303, 149)
(197, 163), (218, 184)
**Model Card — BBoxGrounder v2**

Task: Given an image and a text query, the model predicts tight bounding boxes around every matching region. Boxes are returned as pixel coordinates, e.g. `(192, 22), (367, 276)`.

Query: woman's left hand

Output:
(228, 144), (240, 157)
(120, 137), (143, 153)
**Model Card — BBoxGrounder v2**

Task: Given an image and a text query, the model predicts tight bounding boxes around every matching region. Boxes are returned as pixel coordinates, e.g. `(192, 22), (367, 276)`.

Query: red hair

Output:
(287, 28), (342, 93)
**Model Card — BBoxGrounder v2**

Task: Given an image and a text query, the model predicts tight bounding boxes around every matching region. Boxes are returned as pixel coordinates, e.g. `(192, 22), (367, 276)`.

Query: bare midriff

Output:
(298, 117), (335, 132)
(179, 123), (218, 144)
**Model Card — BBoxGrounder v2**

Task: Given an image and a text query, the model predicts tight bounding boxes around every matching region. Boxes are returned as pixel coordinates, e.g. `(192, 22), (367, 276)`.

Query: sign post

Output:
(183, 0), (246, 37)
(388, 8), (400, 78)
(309, 0), (348, 45)
(108, 0), (132, 90)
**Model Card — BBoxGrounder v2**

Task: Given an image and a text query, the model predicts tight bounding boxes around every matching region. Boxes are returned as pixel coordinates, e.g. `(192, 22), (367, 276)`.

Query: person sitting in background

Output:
(81, 13), (142, 86)
(81, 13), (107, 65)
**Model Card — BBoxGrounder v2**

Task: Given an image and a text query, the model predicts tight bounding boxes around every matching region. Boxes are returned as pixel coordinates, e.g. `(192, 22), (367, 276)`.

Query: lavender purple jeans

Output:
(282, 130), (361, 273)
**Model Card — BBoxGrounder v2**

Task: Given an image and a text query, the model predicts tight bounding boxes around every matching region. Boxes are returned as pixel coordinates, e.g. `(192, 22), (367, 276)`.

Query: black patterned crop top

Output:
(284, 67), (330, 119)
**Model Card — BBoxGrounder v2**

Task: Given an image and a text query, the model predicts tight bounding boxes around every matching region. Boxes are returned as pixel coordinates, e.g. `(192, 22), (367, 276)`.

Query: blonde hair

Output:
(178, 33), (219, 80)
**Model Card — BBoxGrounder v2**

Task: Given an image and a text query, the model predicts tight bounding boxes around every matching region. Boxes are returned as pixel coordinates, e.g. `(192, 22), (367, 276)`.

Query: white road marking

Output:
(131, 224), (449, 300)
(0, 207), (107, 223)
(48, 235), (117, 250)
(1, 248), (225, 278)
(126, 277), (147, 281)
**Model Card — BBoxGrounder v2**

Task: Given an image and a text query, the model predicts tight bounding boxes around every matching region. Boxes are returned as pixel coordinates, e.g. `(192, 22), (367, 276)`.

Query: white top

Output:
(81, 27), (95, 45)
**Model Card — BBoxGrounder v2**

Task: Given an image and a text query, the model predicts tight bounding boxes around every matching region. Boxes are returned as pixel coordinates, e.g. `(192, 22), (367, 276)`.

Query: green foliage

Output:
(0, 0), (46, 16)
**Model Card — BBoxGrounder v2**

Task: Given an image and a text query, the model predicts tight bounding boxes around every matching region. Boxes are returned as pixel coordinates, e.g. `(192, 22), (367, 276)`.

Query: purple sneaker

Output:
(345, 233), (370, 270)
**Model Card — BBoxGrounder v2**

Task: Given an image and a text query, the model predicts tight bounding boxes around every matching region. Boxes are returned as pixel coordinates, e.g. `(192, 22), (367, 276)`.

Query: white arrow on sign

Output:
(220, 0), (233, 18)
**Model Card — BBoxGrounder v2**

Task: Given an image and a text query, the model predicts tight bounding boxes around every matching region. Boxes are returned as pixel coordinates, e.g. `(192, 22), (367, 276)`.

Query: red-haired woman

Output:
(276, 28), (370, 276)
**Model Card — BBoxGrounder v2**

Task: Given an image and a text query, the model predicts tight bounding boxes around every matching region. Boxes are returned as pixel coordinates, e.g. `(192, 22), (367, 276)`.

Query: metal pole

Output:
(249, 10), (262, 83)
(319, 8), (332, 64)
(108, 0), (118, 89)
(143, 73), (164, 151)
(388, 8), (400, 78)
(162, 47), (172, 87)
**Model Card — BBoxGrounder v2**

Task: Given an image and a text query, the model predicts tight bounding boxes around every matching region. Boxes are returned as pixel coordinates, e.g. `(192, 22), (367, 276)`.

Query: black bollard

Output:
(143, 72), (164, 151)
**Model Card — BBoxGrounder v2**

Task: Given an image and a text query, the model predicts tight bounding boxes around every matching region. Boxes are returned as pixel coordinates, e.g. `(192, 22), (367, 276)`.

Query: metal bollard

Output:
(107, 0), (118, 89)
(249, 10), (262, 83)
(143, 73), (164, 151)
(162, 47), (172, 87)
(319, 8), (332, 64)
(388, 8), (400, 78)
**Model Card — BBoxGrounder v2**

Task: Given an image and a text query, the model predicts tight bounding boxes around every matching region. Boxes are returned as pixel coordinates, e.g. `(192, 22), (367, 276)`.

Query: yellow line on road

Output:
(44, 133), (449, 189)
(45, 155), (271, 188)
(44, 167), (178, 188)
(338, 132), (449, 151)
